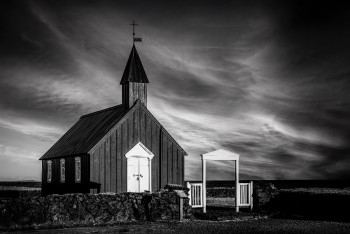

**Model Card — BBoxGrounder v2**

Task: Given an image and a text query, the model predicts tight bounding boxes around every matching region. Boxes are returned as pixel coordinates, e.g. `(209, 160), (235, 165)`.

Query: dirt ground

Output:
(3, 218), (350, 234)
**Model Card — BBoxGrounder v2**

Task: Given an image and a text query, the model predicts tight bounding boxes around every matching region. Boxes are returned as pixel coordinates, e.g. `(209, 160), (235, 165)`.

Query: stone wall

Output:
(0, 189), (191, 229)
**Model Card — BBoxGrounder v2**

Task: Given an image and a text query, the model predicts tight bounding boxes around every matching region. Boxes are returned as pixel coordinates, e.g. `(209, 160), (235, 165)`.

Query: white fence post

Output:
(250, 181), (254, 210)
(186, 182), (191, 206)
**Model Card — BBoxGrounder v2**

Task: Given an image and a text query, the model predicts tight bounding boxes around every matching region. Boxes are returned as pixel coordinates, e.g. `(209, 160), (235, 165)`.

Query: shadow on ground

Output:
(192, 206), (264, 221)
(264, 189), (350, 223)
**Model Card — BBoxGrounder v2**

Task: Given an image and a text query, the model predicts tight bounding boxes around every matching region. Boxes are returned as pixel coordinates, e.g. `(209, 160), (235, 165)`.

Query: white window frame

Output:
(47, 160), (52, 183)
(75, 157), (81, 183)
(60, 158), (65, 183)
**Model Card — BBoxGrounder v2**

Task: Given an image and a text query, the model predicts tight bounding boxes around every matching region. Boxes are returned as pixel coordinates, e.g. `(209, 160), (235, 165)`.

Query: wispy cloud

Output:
(0, 0), (349, 181)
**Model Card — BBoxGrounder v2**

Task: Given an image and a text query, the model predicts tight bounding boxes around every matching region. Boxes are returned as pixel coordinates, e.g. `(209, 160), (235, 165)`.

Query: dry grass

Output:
(206, 197), (236, 208)
(0, 186), (40, 191)
(281, 187), (350, 195)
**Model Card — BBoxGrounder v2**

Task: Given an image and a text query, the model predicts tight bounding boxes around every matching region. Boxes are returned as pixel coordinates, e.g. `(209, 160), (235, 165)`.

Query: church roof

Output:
(120, 45), (149, 85)
(40, 101), (187, 160)
(39, 105), (125, 160)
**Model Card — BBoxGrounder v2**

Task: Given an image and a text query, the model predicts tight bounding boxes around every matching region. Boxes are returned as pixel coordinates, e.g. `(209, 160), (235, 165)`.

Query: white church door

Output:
(125, 142), (154, 193)
(127, 157), (150, 192)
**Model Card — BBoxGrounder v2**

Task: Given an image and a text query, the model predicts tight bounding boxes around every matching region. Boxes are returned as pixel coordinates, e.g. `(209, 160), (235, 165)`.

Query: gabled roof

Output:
(40, 101), (187, 160)
(120, 45), (149, 85)
(39, 105), (126, 160)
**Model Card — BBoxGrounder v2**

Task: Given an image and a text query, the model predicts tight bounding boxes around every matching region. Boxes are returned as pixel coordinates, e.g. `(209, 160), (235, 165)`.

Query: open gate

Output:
(238, 181), (253, 210)
(186, 182), (203, 208)
(186, 181), (253, 210)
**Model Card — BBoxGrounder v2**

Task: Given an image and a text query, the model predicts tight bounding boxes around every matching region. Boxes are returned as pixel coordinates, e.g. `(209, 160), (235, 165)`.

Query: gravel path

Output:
(5, 219), (350, 234)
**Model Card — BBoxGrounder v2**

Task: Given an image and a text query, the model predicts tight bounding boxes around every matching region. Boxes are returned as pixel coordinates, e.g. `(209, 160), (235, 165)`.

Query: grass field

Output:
(0, 181), (41, 189)
(206, 197), (235, 207)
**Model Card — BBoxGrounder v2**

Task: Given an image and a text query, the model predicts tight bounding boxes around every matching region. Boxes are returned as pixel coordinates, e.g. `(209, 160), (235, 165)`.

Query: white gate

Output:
(187, 181), (253, 210)
(238, 181), (253, 210)
(186, 182), (203, 208)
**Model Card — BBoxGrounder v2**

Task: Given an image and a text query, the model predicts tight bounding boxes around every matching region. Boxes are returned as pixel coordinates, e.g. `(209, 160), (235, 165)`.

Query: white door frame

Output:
(125, 142), (154, 192)
(201, 149), (240, 213)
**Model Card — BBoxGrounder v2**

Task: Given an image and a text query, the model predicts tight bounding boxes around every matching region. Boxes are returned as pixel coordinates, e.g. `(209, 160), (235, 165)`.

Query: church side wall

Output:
(89, 105), (186, 194)
(41, 155), (90, 195)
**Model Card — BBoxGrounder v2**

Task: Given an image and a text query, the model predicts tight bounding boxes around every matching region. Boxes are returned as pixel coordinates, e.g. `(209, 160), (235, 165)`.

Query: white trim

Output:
(235, 160), (240, 212)
(125, 142), (154, 159)
(202, 158), (207, 212)
(148, 157), (152, 192)
(202, 149), (239, 161)
(201, 149), (240, 213)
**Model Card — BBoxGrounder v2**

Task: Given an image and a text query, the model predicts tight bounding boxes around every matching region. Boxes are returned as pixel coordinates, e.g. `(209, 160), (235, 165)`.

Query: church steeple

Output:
(121, 45), (149, 110)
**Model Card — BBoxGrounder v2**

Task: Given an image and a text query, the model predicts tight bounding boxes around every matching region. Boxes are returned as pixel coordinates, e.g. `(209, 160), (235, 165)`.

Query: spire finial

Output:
(130, 20), (142, 44)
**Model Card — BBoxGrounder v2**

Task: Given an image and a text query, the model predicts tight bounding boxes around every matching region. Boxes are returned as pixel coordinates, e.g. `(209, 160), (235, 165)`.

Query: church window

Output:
(60, 159), (65, 183)
(47, 160), (52, 183)
(75, 157), (81, 183)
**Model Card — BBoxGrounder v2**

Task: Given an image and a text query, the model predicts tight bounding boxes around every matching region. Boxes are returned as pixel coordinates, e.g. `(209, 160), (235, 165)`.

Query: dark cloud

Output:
(1, 0), (349, 180)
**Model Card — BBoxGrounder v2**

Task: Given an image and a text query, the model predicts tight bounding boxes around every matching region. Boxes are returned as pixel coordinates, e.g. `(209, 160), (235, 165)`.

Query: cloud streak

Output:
(0, 0), (349, 181)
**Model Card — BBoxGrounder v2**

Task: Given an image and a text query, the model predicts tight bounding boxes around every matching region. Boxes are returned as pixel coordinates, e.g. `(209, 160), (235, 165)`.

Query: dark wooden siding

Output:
(89, 104), (186, 193)
(151, 120), (160, 192)
(122, 83), (147, 109)
(41, 154), (90, 195)
(42, 160), (46, 184)
(111, 130), (117, 192)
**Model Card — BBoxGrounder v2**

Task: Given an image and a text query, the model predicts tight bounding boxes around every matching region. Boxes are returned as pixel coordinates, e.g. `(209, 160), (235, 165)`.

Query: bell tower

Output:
(121, 21), (149, 110)
(120, 45), (149, 110)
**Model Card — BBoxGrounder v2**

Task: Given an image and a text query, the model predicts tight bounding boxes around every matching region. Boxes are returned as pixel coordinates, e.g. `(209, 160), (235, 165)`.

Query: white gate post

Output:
(202, 158), (207, 213)
(250, 181), (253, 210)
(186, 182), (191, 205)
(235, 160), (240, 212)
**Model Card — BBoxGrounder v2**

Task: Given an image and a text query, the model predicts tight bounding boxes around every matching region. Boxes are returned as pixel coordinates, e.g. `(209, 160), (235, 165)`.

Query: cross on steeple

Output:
(130, 20), (142, 44)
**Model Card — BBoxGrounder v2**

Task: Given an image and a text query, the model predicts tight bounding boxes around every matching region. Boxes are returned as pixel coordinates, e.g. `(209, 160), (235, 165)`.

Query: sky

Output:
(0, 0), (349, 181)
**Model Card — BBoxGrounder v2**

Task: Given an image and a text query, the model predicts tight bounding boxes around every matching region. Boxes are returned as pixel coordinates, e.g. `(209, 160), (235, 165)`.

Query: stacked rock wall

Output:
(0, 189), (191, 229)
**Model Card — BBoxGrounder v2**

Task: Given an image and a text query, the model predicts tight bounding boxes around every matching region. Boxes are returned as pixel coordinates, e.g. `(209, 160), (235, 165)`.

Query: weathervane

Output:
(130, 20), (142, 44)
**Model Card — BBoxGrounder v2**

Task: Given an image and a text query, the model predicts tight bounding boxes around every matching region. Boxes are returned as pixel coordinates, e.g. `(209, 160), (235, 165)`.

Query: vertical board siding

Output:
(127, 117), (133, 151)
(53, 158), (60, 184)
(69, 157), (75, 183)
(42, 161), (46, 184)
(182, 153), (185, 185)
(99, 143), (105, 192)
(145, 112), (151, 148)
(173, 147), (178, 184)
(90, 153), (94, 182)
(83, 104), (185, 194)
(82, 154), (90, 184)
(151, 120), (159, 192)
(116, 129), (122, 193)
(121, 122), (128, 192)
(167, 141), (173, 184)
(140, 109), (146, 144)
(111, 130), (117, 192)
(134, 108), (139, 144)
(178, 151), (183, 185)
(105, 136), (111, 192)
(161, 133), (168, 188)
(93, 148), (100, 184)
